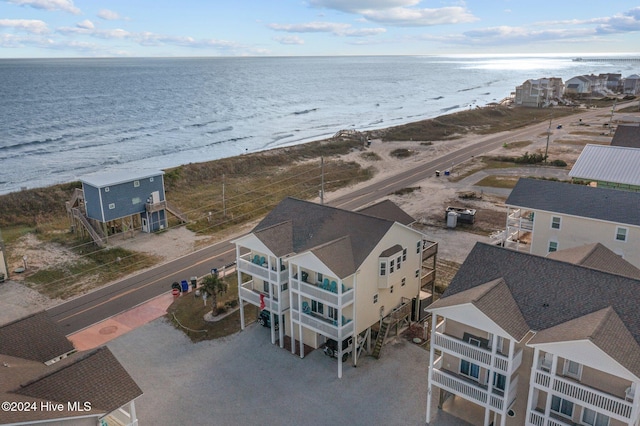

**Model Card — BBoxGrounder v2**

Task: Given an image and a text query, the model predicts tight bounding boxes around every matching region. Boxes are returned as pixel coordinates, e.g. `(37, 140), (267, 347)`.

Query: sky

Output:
(1, 0), (640, 58)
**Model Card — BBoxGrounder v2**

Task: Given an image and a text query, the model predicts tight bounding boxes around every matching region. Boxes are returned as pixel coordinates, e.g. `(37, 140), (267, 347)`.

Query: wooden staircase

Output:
(372, 317), (391, 359)
(71, 208), (105, 247)
(165, 200), (188, 224)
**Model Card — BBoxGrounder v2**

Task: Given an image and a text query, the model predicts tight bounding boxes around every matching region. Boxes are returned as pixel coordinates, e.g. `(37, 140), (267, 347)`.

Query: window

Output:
(132, 197), (141, 205)
(373, 294), (378, 304)
(327, 306), (337, 321)
(379, 261), (386, 276)
(134, 180), (140, 187)
(493, 372), (506, 391)
(401, 277), (406, 287)
(415, 269), (420, 278)
(390, 285), (394, 294)
(551, 216), (561, 229)
(311, 300), (324, 314)
(460, 359), (480, 380)
(616, 227), (628, 242)
(317, 272), (323, 283)
(390, 259), (395, 273)
(582, 408), (610, 426)
(416, 241), (421, 254)
(563, 360), (582, 380)
(149, 177), (154, 182)
(263, 281), (269, 293)
(402, 248), (407, 261)
(397, 255), (402, 270)
(104, 186), (110, 192)
(108, 203), (115, 209)
(551, 395), (574, 418)
(548, 241), (558, 253)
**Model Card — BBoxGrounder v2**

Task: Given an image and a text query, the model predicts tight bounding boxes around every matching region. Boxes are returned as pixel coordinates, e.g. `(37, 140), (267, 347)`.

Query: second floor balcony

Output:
(237, 253), (288, 284)
(239, 280), (289, 313)
(290, 309), (354, 341)
(290, 276), (354, 307)
(432, 322), (523, 375)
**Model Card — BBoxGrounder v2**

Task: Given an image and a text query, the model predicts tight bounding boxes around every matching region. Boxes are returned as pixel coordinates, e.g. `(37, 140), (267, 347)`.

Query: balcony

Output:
(237, 253), (288, 283)
(290, 277), (354, 307)
(422, 239), (438, 260)
(145, 200), (166, 214)
(239, 281), (289, 312)
(507, 209), (533, 231)
(291, 310), (354, 341)
(533, 370), (634, 420)
(433, 324), (522, 375)
(431, 367), (517, 412)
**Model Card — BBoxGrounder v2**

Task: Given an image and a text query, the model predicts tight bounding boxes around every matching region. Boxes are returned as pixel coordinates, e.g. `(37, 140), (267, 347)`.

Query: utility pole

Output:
(608, 98), (617, 135)
(222, 174), (226, 217)
(544, 116), (552, 164)
(320, 157), (324, 205)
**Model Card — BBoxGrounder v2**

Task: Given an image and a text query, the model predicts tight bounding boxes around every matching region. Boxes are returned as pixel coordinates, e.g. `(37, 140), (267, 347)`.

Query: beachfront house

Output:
(623, 74), (640, 95)
(568, 144), (640, 191)
(514, 78), (564, 107)
(0, 311), (142, 426)
(67, 169), (187, 246)
(425, 242), (640, 426)
(233, 197), (437, 378)
(500, 178), (640, 268)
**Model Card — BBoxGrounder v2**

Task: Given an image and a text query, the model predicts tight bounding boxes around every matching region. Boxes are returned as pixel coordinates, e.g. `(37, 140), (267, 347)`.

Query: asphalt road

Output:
(47, 105), (618, 334)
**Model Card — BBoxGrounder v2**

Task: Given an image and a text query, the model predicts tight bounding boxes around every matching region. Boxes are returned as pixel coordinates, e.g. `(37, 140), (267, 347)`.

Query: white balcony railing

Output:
(239, 281), (288, 312)
(290, 278), (354, 307)
(534, 369), (633, 420)
(291, 311), (354, 341)
(237, 254), (288, 283)
(432, 369), (488, 404)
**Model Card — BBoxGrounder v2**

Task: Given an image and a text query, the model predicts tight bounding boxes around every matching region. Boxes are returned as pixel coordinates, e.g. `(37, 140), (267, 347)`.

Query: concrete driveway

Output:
(107, 318), (470, 426)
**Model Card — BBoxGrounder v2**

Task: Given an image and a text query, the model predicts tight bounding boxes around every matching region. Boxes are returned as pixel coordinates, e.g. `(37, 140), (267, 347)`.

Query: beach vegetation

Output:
(390, 148), (414, 158)
(360, 151), (382, 161)
(391, 187), (420, 196)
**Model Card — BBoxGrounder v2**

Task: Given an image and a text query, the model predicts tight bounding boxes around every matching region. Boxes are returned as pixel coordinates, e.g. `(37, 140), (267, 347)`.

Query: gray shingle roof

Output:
(0, 311), (75, 363)
(80, 169), (164, 188)
(548, 242), (640, 279)
(357, 199), (416, 225)
(252, 197), (399, 276)
(506, 178), (640, 226)
(528, 306), (640, 379)
(611, 124), (640, 148)
(568, 144), (640, 187)
(444, 243), (640, 345)
(428, 278), (530, 342)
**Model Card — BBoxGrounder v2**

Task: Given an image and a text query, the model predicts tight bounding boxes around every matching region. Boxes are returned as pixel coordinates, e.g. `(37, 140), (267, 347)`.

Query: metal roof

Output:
(80, 169), (164, 188)
(569, 144), (640, 186)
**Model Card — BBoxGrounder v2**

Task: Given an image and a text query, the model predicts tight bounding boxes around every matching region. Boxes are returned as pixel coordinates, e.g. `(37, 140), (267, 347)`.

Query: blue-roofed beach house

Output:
(67, 170), (185, 246)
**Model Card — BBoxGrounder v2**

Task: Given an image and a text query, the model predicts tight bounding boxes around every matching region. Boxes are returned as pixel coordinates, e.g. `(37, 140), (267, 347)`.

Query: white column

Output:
(426, 314), (437, 423)
(237, 245), (245, 330)
(289, 264), (296, 355)
(526, 348), (540, 420)
(542, 352), (558, 419)
(129, 400), (137, 426)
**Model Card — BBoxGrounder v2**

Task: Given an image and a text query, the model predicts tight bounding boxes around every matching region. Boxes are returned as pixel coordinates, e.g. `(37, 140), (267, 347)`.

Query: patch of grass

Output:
(554, 139), (609, 146)
(166, 273), (258, 342)
(391, 187), (420, 196)
(26, 246), (158, 299)
(381, 105), (581, 142)
(474, 175), (520, 189)
(502, 141), (531, 149)
(360, 151), (382, 161)
(390, 148), (413, 158)
(1, 225), (36, 244)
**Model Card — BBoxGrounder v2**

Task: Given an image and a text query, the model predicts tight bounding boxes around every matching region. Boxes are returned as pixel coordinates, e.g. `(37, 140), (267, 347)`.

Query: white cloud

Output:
(268, 21), (385, 37)
(6, 0), (80, 15)
(309, 0), (477, 27)
(97, 9), (123, 21)
(274, 35), (305, 45)
(0, 18), (48, 34)
(76, 19), (94, 30)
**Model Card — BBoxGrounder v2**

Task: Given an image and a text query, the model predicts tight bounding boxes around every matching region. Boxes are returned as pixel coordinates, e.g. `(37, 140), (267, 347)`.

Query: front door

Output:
(141, 217), (149, 232)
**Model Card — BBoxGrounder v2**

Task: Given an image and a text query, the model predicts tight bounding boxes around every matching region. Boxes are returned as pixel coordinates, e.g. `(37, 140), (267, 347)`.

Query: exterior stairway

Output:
(372, 317), (391, 359)
(165, 200), (188, 224)
(71, 208), (105, 247)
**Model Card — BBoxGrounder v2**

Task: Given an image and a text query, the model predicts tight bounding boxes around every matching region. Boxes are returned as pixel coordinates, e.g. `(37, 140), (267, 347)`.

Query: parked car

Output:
(257, 310), (278, 330)
(323, 337), (354, 362)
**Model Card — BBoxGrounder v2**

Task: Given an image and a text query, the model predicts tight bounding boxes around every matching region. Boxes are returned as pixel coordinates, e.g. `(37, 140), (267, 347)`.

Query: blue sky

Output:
(1, 0), (640, 58)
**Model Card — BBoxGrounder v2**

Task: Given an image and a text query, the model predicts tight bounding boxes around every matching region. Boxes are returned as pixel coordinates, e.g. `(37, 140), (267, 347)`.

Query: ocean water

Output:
(0, 55), (635, 194)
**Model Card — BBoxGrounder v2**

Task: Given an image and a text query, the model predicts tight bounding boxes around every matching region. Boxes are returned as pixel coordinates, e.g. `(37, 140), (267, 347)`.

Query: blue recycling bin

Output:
(180, 280), (189, 292)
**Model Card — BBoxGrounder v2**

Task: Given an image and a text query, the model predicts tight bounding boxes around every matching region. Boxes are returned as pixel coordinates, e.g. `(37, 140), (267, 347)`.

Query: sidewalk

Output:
(68, 292), (175, 351)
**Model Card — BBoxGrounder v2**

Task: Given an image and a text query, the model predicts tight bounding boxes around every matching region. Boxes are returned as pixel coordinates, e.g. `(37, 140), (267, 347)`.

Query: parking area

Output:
(107, 317), (470, 425)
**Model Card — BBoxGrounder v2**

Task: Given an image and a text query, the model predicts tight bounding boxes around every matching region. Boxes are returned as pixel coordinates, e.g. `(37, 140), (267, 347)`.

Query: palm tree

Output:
(200, 273), (228, 316)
